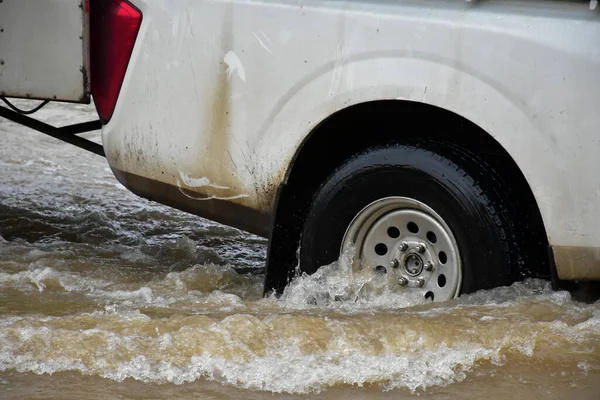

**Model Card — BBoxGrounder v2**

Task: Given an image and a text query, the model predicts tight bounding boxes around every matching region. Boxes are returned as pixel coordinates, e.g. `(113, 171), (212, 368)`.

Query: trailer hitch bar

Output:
(0, 105), (104, 157)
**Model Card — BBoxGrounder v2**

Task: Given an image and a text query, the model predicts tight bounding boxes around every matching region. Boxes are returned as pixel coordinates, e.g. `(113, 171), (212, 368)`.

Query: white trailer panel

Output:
(0, 0), (89, 103)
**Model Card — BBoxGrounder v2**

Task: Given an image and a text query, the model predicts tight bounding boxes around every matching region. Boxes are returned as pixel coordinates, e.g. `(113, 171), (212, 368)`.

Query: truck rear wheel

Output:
(299, 142), (523, 302)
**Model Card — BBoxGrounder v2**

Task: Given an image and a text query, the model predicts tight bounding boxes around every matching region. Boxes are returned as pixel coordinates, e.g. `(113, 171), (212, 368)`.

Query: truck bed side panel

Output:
(103, 0), (600, 267)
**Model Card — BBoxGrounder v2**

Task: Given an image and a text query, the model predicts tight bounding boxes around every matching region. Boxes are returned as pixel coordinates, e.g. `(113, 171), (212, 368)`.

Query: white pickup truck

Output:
(2, 0), (600, 302)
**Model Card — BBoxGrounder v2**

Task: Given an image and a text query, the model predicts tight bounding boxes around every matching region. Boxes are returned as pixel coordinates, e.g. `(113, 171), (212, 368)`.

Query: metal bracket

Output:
(0, 104), (104, 157)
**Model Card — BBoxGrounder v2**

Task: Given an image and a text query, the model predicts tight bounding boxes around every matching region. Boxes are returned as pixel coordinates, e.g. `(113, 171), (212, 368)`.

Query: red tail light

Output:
(90, 0), (142, 124)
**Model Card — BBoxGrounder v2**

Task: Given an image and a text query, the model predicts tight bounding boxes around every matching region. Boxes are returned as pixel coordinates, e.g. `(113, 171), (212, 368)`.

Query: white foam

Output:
(0, 267), (112, 293)
(0, 264), (261, 310)
(0, 321), (506, 394)
(101, 344), (501, 393)
(103, 287), (155, 303)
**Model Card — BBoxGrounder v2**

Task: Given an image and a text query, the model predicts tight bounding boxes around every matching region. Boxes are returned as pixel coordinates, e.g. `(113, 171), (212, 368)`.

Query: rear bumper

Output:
(111, 168), (271, 238)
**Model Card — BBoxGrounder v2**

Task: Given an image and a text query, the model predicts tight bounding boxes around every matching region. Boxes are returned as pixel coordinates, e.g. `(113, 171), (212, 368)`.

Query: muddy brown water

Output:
(1, 102), (599, 399)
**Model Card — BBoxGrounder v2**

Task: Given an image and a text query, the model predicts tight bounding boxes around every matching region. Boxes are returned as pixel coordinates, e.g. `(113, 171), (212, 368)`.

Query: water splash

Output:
(272, 246), (429, 311)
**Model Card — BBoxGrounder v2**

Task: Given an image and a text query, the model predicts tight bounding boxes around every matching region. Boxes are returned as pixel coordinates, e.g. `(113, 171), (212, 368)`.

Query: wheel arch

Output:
(264, 100), (550, 294)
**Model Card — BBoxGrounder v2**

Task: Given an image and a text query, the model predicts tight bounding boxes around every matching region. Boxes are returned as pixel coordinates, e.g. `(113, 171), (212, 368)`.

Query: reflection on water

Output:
(1, 102), (599, 399)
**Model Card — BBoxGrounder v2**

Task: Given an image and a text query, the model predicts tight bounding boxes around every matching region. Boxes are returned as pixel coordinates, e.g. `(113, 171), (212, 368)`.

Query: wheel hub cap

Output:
(403, 253), (423, 276)
(341, 197), (462, 302)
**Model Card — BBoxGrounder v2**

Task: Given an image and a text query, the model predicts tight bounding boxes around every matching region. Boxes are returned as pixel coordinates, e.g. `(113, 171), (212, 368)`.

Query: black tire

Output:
(299, 141), (527, 296)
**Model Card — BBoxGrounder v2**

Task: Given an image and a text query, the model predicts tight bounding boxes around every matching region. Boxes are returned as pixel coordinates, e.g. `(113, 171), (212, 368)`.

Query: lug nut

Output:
(398, 277), (408, 286)
(416, 278), (426, 287)
(424, 261), (434, 271)
(375, 266), (387, 274)
(415, 244), (426, 254)
(390, 259), (399, 268)
(398, 242), (408, 252)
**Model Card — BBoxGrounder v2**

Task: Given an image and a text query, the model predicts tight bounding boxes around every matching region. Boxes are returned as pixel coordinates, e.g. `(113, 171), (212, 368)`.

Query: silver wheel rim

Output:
(341, 197), (462, 302)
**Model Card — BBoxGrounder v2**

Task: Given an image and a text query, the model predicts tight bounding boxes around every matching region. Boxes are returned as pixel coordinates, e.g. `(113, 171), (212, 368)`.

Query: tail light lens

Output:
(90, 0), (142, 124)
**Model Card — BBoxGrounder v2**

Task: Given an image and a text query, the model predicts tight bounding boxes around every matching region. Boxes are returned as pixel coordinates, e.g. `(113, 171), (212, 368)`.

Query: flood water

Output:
(1, 101), (600, 399)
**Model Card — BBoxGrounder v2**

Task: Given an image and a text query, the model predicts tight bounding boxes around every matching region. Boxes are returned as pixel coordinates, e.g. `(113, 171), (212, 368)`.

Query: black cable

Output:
(0, 96), (50, 115)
